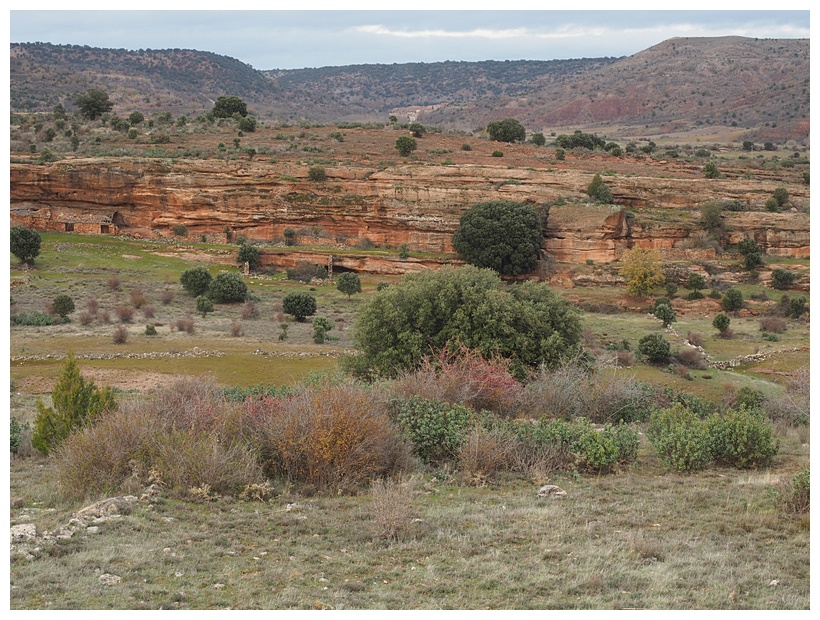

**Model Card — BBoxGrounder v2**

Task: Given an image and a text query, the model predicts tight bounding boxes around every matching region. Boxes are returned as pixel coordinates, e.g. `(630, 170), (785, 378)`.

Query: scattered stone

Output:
(11, 523), (37, 542)
(99, 573), (122, 586)
(537, 484), (568, 499)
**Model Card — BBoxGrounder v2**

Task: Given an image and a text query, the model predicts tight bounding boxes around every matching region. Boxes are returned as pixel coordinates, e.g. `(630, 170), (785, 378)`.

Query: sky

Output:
(7, 5), (811, 71)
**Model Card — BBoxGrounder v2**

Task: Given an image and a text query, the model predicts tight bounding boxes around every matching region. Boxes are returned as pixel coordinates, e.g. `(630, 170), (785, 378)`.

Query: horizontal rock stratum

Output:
(10, 158), (809, 268)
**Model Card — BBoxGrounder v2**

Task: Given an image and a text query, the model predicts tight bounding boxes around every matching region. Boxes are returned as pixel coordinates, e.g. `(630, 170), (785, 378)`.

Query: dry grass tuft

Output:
(370, 476), (419, 540)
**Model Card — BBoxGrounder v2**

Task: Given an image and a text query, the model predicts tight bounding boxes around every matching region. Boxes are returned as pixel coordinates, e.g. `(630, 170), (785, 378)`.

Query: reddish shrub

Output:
(107, 277), (121, 292)
(78, 311), (94, 326)
(675, 347), (708, 369)
(175, 317), (195, 334)
(112, 325), (128, 344)
(759, 316), (787, 334)
(142, 305), (155, 319)
(391, 345), (524, 418)
(129, 289), (147, 309)
(115, 305), (134, 323)
(241, 301), (259, 319)
(160, 289), (175, 305)
(85, 298), (99, 316)
(230, 321), (244, 337)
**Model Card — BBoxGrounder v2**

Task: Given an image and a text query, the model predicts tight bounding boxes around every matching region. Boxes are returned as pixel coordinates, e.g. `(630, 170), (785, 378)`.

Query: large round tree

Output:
(452, 200), (543, 276)
(486, 118), (526, 143)
(345, 265), (582, 379)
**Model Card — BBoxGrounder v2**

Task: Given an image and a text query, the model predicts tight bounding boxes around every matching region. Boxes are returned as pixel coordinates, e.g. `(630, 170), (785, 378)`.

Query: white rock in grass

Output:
(537, 484), (567, 499)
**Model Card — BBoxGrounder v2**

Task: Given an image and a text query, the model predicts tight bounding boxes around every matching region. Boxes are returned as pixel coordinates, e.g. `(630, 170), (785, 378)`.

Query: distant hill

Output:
(9, 37), (809, 142)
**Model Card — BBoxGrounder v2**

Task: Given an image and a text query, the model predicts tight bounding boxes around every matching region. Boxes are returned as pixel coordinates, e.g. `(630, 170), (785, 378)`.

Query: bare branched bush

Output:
(391, 345), (525, 418)
(759, 316), (787, 334)
(142, 305), (155, 319)
(174, 316), (195, 334)
(370, 477), (419, 541)
(129, 289), (147, 309)
(675, 347), (708, 369)
(115, 305), (134, 323)
(256, 382), (412, 491)
(457, 425), (513, 484)
(687, 331), (705, 347)
(230, 321), (244, 337)
(78, 311), (94, 326)
(107, 277), (121, 292)
(241, 301), (259, 319)
(85, 298), (99, 316)
(99, 309), (111, 323)
(160, 289), (175, 305)
(525, 365), (651, 423)
(112, 325), (128, 344)
(615, 350), (634, 368)
(763, 367), (810, 426)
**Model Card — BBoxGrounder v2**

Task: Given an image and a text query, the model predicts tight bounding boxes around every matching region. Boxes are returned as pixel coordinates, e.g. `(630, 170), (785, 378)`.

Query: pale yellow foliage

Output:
(619, 248), (665, 297)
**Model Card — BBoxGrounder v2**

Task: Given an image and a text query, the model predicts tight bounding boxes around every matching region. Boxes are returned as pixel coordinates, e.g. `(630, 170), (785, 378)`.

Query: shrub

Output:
(257, 383), (411, 490)
(32, 355), (117, 456)
(586, 173), (614, 204)
(142, 305), (155, 319)
(461, 143), (472, 151)
(369, 477), (418, 540)
(390, 345), (524, 418)
(11, 310), (58, 326)
(571, 423), (620, 473)
(175, 317), (195, 334)
(705, 408), (778, 468)
(770, 268), (797, 290)
(458, 425), (513, 483)
(207, 271), (248, 303)
(687, 273), (706, 291)
(115, 305), (134, 323)
(229, 320), (244, 337)
(52, 295), (75, 319)
(654, 301), (676, 327)
(196, 295), (214, 317)
(283, 292), (317, 321)
(703, 161), (720, 178)
(286, 261), (326, 283)
(487, 118), (525, 143)
(391, 397), (473, 465)
(172, 224), (189, 237)
(686, 331), (704, 347)
(144, 324), (157, 336)
(112, 325), (129, 344)
(763, 367), (809, 426)
(638, 333), (671, 363)
(11, 417), (28, 454)
(107, 277), (122, 291)
(491, 150), (504, 157)
(722, 289), (743, 312)
(772, 467), (809, 514)
(307, 166), (327, 182)
(759, 316), (786, 333)
(78, 311), (93, 326)
(713, 313), (731, 333)
(160, 289), (175, 305)
(283, 228), (296, 246)
(129, 289), (146, 309)
(312, 316), (333, 344)
(395, 136), (417, 156)
(347, 266), (582, 380)
(675, 347), (707, 369)
(180, 266), (212, 297)
(646, 404), (712, 472)
(452, 200), (543, 276)
(241, 301), (259, 319)
(773, 186), (789, 208)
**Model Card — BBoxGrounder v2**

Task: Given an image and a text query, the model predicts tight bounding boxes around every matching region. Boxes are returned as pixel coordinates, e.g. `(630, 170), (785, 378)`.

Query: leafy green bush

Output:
(10, 226), (42, 264)
(713, 313), (730, 333)
(705, 408), (778, 468)
(571, 423), (620, 473)
(11, 417), (28, 454)
(773, 467), (809, 514)
(722, 289), (744, 312)
(646, 404), (713, 472)
(586, 173), (614, 204)
(52, 294), (75, 319)
(487, 118), (525, 143)
(207, 272), (248, 303)
(180, 266), (212, 297)
(283, 292), (317, 321)
(12, 310), (58, 326)
(770, 268), (797, 290)
(312, 316), (333, 344)
(308, 166), (327, 182)
(336, 272), (362, 298)
(196, 295), (214, 317)
(391, 397), (473, 465)
(638, 333), (671, 363)
(32, 355), (117, 455)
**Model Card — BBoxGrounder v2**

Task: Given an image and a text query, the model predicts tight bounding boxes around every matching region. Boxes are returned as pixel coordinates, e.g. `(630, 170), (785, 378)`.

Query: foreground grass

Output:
(10, 435), (809, 610)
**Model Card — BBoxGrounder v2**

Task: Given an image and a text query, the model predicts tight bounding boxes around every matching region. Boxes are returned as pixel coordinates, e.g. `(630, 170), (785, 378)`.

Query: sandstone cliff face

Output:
(10, 158), (809, 268)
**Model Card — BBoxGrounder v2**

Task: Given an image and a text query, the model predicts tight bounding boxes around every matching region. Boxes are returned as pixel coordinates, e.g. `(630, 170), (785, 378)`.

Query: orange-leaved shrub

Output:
(253, 382), (412, 490)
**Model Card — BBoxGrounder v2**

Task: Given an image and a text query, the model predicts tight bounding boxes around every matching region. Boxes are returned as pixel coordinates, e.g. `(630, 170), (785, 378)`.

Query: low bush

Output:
(230, 320), (244, 337)
(638, 333), (671, 364)
(175, 317), (195, 334)
(771, 467), (810, 514)
(759, 316), (787, 333)
(458, 425), (514, 483)
(286, 261), (326, 283)
(160, 289), (175, 305)
(207, 271), (248, 303)
(390, 346), (524, 418)
(107, 277), (121, 291)
(686, 331), (704, 347)
(129, 289), (147, 309)
(142, 305), (155, 319)
(646, 404), (713, 472)
(112, 325), (129, 344)
(241, 301), (259, 319)
(675, 347), (708, 369)
(770, 268), (797, 290)
(705, 408), (778, 468)
(115, 305), (134, 323)
(11, 310), (58, 326)
(258, 383), (411, 490)
(763, 367), (809, 426)
(391, 396), (473, 465)
(370, 477), (418, 540)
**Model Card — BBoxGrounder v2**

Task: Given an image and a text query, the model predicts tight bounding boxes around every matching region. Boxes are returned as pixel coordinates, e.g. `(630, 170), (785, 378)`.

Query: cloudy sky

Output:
(7, 6), (812, 71)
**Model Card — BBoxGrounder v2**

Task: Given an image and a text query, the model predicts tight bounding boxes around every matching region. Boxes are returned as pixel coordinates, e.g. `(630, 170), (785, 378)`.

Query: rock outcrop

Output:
(10, 158), (810, 270)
